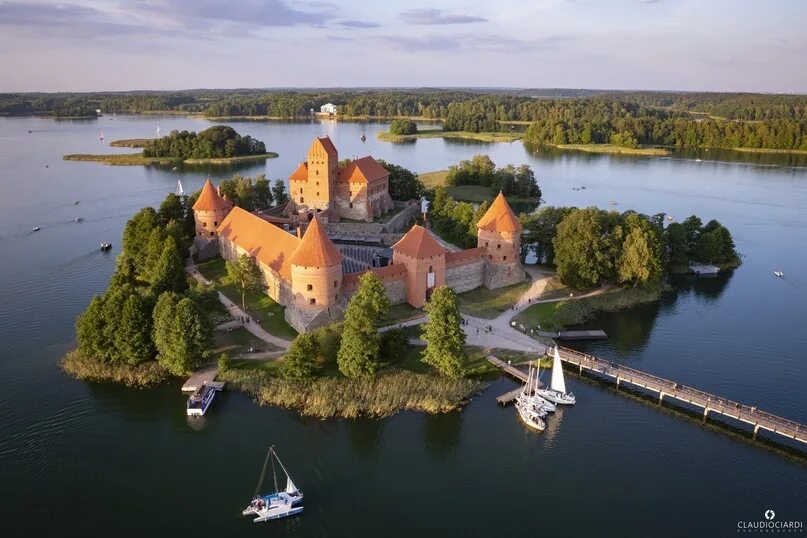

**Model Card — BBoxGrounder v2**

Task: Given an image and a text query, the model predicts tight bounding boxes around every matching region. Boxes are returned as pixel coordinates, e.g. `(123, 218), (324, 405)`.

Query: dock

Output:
(486, 350), (807, 447)
(182, 365), (225, 393)
(536, 330), (607, 340)
(487, 355), (542, 405)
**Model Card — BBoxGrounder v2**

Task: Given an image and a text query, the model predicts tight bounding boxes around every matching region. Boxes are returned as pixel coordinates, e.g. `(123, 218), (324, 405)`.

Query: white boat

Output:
(242, 446), (304, 523)
(99, 131), (104, 141)
(515, 397), (546, 431)
(186, 383), (215, 416)
(176, 179), (184, 196)
(773, 270), (784, 278)
(32, 226), (41, 232)
(521, 364), (556, 413)
(536, 347), (576, 405)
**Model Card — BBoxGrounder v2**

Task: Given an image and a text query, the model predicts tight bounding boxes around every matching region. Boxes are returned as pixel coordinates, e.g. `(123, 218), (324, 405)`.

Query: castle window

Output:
(485, 241), (488, 247)
(317, 192), (320, 196)
(309, 298), (316, 305)
(429, 266), (433, 272)
(307, 284), (313, 291)
(489, 255), (492, 260)
(497, 244), (501, 249)
(349, 203), (353, 208)
(334, 280), (338, 288)
(202, 222), (207, 227)
(210, 232), (214, 237)
(316, 181), (319, 186)
(316, 170), (319, 175)
(503, 256), (507, 261)
(213, 221), (217, 226)
(300, 197), (304, 203)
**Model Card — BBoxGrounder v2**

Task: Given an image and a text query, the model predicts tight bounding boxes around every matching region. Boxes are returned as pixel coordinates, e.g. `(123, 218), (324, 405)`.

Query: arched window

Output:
(307, 284), (313, 291)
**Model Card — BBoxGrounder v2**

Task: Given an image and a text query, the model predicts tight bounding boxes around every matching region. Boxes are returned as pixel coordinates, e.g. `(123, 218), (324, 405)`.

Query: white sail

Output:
(286, 476), (298, 494)
(550, 347), (566, 394)
(176, 179), (184, 196)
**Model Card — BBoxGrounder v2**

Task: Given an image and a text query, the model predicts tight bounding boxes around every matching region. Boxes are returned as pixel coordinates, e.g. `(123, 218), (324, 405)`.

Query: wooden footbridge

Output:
(487, 349), (807, 447)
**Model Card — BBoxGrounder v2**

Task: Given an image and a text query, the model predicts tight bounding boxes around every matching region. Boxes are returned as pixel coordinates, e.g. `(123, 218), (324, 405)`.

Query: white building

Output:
(320, 103), (337, 115)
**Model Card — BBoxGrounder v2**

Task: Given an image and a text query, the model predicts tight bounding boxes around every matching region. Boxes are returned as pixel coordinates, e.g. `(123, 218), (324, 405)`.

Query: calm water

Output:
(1, 116), (805, 537)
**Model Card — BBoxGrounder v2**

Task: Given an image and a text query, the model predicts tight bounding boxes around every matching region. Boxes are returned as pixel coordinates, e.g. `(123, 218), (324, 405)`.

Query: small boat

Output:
(176, 179), (184, 196)
(73, 200), (80, 205)
(515, 397), (546, 431)
(360, 133), (366, 142)
(773, 270), (784, 278)
(695, 158), (702, 162)
(581, 186), (586, 190)
(100, 242), (112, 251)
(535, 347), (576, 405)
(27, 130), (32, 134)
(156, 126), (161, 136)
(187, 382), (215, 416)
(666, 215), (673, 221)
(32, 226), (41, 232)
(99, 131), (104, 141)
(242, 446), (304, 523)
(75, 217), (84, 223)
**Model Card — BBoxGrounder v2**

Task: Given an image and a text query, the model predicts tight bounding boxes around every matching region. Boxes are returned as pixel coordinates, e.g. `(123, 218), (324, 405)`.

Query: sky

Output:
(0, 0), (805, 93)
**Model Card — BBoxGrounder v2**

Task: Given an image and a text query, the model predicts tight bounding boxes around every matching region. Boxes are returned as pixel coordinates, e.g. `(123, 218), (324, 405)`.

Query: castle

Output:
(192, 137), (524, 333)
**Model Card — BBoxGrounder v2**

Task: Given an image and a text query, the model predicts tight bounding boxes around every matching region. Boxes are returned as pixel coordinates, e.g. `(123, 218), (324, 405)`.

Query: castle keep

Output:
(193, 138), (524, 333)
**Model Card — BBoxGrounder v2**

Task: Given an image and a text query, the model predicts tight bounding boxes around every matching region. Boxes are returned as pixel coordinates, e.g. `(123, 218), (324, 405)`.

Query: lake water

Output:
(1, 116), (805, 537)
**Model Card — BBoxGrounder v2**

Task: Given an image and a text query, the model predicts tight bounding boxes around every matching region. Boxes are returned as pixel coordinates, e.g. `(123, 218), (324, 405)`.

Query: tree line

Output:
(75, 194), (216, 376)
(445, 154), (541, 198)
(142, 125), (266, 159)
(216, 174), (288, 211)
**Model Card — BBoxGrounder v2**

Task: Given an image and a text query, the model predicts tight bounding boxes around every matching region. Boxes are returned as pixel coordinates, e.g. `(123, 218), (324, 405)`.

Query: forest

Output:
(142, 125), (267, 159)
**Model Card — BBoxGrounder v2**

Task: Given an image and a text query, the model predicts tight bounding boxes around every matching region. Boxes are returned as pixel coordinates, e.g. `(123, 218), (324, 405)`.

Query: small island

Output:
(64, 125), (277, 165)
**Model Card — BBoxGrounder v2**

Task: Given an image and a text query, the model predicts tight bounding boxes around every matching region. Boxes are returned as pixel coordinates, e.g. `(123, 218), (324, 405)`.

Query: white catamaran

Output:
(536, 347), (576, 405)
(242, 446), (304, 523)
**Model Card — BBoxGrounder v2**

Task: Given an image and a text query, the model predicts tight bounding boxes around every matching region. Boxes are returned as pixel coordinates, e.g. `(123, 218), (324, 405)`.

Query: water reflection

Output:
(346, 418), (384, 459)
(422, 411), (462, 459)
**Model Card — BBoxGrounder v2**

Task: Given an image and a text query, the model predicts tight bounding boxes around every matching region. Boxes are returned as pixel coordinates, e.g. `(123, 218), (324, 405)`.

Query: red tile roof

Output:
(477, 192), (522, 233)
(193, 179), (232, 212)
(314, 136), (337, 156)
(289, 162), (308, 182)
(289, 217), (343, 267)
(217, 207), (300, 280)
(393, 225), (447, 258)
(338, 156), (389, 183)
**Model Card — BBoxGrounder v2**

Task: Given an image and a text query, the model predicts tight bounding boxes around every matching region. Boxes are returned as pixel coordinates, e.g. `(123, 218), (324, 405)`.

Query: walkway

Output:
(186, 261), (291, 350)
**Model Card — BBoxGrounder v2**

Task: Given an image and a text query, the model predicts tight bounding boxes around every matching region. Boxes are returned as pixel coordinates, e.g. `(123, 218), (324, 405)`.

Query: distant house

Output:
(320, 103), (337, 115)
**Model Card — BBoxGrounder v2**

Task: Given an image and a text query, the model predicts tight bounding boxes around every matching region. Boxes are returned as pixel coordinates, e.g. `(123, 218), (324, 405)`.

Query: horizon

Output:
(1, 0), (806, 93)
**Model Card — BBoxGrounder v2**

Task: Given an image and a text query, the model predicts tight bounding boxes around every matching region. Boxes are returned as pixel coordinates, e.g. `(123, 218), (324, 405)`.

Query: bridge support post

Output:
(703, 407), (710, 419)
(753, 424), (760, 439)
(579, 364), (583, 375)
(659, 391), (665, 404)
(615, 377), (620, 389)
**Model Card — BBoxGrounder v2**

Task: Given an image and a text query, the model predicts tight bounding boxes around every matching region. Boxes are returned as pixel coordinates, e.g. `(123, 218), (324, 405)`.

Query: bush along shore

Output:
(62, 349), (170, 388)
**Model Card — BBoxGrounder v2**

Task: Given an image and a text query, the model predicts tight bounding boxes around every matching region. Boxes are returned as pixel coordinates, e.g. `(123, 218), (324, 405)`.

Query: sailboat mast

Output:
(254, 446), (272, 498)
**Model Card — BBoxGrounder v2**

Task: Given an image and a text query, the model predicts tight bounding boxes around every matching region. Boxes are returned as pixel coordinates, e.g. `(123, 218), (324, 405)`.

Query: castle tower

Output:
(192, 179), (233, 239)
(392, 225), (447, 308)
(301, 137), (338, 212)
(289, 217), (343, 310)
(476, 192), (524, 289)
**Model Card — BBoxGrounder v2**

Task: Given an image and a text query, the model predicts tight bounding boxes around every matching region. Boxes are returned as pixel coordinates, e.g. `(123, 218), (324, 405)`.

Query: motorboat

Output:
(32, 227), (41, 232)
(535, 347), (576, 405)
(243, 446), (304, 522)
(75, 217), (85, 223)
(773, 270), (784, 278)
(186, 383), (216, 416)
(72, 200), (80, 205)
(100, 242), (112, 251)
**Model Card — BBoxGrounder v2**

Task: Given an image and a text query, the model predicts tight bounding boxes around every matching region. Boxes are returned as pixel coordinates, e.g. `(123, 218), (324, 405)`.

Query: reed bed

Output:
(61, 350), (169, 388)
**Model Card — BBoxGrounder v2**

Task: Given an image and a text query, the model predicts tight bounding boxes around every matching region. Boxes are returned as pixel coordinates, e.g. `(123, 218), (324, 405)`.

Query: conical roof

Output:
(476, 192), (521, 233)
(192, 179), (232, 211)
(393, 225), (447, 258)
(290, 217), (343, 267)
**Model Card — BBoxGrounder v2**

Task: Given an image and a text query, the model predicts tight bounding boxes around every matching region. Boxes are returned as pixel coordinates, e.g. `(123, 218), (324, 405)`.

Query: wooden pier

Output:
(487, 355), (542, 405)
(487, 350), (807, 447)
(182, 365), (225, 393)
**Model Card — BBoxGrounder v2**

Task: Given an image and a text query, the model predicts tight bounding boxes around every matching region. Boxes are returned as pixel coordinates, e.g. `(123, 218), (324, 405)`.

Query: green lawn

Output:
(196, 257), (298, 340)
(382, 303), (424, 325)
(213, 327), (280, 355)
(512, 300), (567, 331)
(456, 280), (531, 319)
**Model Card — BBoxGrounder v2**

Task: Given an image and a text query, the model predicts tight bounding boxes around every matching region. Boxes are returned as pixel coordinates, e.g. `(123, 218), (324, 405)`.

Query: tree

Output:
(617, 213), (662, 286)
(421, 286), (467, 378)
(113, 293), (155, 365)
(158, 193), (184, 227)
(281, 332), (320, 380)
(76, 295), (110, 361)
(153, 293), (211, 375)
(226, 254), (262, 310)
(253, 174), (273, 210)
(150, 236), (187, 295)
(272, 179), (289, 206)
(380, 329), (408, 363)
(378, 160), (424, 200)
(337, 272), (389, 379)
(693, 231), (722, 263)
(389, 119), (418, 135)
(121, 207), (159, 273)
(553, 207), (609, 288)
(665, 222), (689, 266)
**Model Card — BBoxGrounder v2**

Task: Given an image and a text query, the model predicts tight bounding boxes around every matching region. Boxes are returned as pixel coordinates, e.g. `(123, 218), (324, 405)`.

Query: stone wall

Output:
(325, 222), (385, 236)
(382, 202), (419, 233)
(446, 259), (485, 294)
(193, 236), (219, 261)
(483, 260), (526, 290)
(284, 303), (343, 333)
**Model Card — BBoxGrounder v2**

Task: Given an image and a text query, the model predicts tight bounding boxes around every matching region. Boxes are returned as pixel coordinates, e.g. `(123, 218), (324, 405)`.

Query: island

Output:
(63, 125), (277, 166)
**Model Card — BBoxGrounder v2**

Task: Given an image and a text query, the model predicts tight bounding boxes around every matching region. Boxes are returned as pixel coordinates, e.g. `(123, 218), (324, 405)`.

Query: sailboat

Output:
(176, 179), (184, 196)
(99, 131), (104, 141)
(536, 347), (576, 405)
(516, 364), (556, 414)
(242, 446), (304, 523)
(156, 126), (161, 136)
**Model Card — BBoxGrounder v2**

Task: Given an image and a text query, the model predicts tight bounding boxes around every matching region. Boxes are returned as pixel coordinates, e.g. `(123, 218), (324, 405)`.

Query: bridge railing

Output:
(556, 346), (803, 435)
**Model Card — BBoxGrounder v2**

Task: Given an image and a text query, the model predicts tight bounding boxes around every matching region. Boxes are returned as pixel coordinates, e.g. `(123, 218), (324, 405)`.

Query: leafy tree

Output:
(76, 295), (110, 361)
(682, 215), (703, 252)
(253, 174), (273, 210)
(281, 332), (320, 380)
(389, 119), (418, 135)
(380, 329), (408, 363)
(693, 231), (722, 263)
(520, 206), (574, 264)
(153, 293), (211, 375)
(665, 222), (689, 266)
(158, 193), (184, 227)
(150, 236), (187, 295)
(377, 159), (424, 200)
(553, 207), (609, 288)
(618, 217), (662, 286)
(272, 179), (289, 206)
(143, 125), (266, 159)
(226, 254), (262, 310)
(113, 293), (155, 365)
(337, 272), (389, 379)
(121, 207), (159, 272)
(421, 286), (467, 378)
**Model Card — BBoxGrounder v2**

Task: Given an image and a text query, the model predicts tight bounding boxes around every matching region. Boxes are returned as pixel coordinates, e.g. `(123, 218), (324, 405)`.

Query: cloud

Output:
(128, 0), (332, 28)
(0, 2), (163, 38)
(399, 8), (487, 25)
(377, 33), (573, 54)
(337, 19), (380, 28)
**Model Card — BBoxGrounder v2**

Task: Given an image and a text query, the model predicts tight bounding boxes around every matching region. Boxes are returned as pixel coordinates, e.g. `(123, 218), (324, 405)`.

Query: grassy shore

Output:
(456, 280), (532, 319)
(109, 138), (151, 148)
(61, 349), (169, 388)
(378, 130), (522, 143)
(728, 147), (807, 155)
(551, 144), (670, 156)
(63, 152), (278, 166)
(418, 169), (539, 204)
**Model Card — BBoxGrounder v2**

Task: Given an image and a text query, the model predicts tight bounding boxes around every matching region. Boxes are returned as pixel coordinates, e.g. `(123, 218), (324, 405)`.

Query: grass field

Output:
(381, 303), (423, 325)
(456, 280), (532, 319)
(213, 327), (281, 356)
(551, 144), (670, 156)
(512, 300), (567, 331)
(378, 130), (522, 143)
(196, 257), (298, 340)
(418, 169), (538, 204)
(63, 152), (278, 166)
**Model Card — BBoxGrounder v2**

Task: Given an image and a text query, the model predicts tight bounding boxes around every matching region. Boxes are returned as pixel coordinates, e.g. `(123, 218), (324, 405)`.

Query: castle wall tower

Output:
(392, 225), (447, 308)
(476, 192), (524, 289)
(304, 137), (338, 212)
(192, 179), (233, 239)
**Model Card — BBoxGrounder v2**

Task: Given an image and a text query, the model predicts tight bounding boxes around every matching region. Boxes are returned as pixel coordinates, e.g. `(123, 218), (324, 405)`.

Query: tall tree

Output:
(337, 272), (389, 379)
(253, 174), (273, 210)
(553, 207), (609, 288)
(281, 332), (320, 380)
(158, 193), (184, 227)
(421, 286), (467, 378)
(377, 160), (424, 200)
(226, 254), (262, 310)
(76, 295), (110, 361)
(151, 236), (187, 295)
(153, 293), (211, 375)
(272, 179), (289, 206)
(113, 293), (155, 365)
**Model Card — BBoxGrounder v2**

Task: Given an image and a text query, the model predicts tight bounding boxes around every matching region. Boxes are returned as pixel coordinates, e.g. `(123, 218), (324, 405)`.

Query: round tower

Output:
(192, 179), (233, 239)
(289, 217), (343, 309)
(476, 192), (522, 264)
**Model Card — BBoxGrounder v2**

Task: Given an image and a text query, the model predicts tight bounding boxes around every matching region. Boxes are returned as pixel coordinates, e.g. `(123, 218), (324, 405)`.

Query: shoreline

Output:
(548, 143), (670, 156)
(377, 130), (522, 143)
(62, 152), (278, 166)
